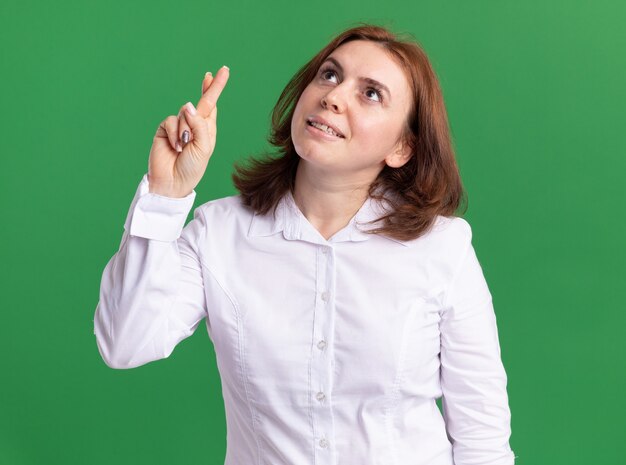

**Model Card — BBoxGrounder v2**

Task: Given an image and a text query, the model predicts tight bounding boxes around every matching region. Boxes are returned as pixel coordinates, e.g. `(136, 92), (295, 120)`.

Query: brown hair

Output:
(231, 22), (467, 242)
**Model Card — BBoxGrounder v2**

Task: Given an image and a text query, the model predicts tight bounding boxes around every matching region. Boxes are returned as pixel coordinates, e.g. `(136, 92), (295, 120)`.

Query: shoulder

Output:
(402, 215), (472, 248)
(186, 194), (255, 259)
(195, 194), (253, 221)
(188, 194), (256, 242)
(401, 215), (473, 264)
(422, 217), (477, 296)
(430, 215), (473, 241)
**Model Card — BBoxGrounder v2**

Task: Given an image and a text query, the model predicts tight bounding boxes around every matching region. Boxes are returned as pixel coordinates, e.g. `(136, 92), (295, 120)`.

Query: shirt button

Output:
(321, 247), (329, 254)
(316, 391), (326, 402)
(321, 291), (330, 302)
(317, 340), (327, 350)
(319, 438), (328, 448)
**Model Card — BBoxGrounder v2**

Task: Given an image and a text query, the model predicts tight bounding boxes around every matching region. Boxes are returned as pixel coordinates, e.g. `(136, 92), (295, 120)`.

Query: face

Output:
(291, 40), (413, 179)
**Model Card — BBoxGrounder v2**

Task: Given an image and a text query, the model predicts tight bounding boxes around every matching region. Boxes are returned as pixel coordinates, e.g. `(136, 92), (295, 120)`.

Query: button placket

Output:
(311, 245), (336, 461)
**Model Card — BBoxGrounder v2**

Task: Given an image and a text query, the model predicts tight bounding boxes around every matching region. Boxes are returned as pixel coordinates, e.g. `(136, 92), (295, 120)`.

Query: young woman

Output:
(94, 23), (516, 465)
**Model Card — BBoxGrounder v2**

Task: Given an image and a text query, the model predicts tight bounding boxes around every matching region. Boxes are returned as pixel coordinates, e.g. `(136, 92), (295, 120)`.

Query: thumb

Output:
(183, 101), (210, 150)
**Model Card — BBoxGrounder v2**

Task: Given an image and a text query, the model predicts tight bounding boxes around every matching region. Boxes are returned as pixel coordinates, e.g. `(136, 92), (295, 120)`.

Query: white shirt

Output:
(94, 173), (516, 465)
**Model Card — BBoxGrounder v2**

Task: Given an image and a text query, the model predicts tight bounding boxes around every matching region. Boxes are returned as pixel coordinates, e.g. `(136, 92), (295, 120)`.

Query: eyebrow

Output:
(322, 57), (392, 101)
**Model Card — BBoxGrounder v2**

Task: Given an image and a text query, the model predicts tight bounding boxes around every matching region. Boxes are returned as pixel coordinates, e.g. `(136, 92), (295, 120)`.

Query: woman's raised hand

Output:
(148, 66), (230, 198)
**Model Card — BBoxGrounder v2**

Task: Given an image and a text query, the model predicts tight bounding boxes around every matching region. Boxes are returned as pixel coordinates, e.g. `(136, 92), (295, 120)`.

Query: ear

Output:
(385, 139), (413, 168)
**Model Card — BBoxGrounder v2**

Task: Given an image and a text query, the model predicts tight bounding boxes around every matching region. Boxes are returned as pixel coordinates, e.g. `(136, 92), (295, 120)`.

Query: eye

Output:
(364, 87), (383, 103)
(319, 66), (338, 83)
(318, 66), (384, 103)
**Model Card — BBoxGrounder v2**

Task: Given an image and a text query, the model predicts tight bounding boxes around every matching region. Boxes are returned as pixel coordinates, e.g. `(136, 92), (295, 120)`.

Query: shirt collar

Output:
(248, 189), (411, 247)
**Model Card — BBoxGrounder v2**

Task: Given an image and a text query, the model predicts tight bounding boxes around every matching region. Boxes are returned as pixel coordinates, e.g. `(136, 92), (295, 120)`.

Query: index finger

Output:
(196, 65), (230, 117)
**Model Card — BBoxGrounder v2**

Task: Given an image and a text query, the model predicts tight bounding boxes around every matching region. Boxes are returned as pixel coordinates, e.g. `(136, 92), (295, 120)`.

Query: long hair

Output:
(232, 22), (467, 242)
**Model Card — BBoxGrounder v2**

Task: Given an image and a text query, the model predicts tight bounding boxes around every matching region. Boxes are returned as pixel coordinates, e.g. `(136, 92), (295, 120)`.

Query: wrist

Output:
(148, 187), (192, 199)
(147, 175), (192, 198)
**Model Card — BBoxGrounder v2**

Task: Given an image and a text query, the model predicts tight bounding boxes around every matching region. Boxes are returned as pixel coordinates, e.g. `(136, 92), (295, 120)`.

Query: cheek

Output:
(291, 96), (307, 134)
(291, 90), (312, 127)
(351, 119), (404, 159)
(295, 86), (315, 109)
(352, 119), (388, 146)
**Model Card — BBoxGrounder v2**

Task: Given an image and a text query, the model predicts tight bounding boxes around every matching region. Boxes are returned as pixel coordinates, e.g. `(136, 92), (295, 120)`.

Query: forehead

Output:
(326, 40), (410, 100)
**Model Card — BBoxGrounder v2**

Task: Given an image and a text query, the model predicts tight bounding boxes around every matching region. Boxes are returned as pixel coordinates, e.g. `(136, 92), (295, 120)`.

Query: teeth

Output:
(310, 121), (341, 137)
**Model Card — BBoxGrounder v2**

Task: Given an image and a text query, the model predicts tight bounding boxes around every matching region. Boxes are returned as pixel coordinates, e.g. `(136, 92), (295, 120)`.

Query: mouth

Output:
(306, 117), (345, 138)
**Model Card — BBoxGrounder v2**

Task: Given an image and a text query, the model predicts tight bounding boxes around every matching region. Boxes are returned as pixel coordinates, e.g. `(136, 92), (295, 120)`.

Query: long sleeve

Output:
(94, 174), (208, 369)
(439, 220), (515, 465)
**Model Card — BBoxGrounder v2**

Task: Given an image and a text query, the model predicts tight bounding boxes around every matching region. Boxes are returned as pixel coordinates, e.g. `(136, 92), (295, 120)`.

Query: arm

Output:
(94, 173), (208, 369)
(439, 219), (516, 465)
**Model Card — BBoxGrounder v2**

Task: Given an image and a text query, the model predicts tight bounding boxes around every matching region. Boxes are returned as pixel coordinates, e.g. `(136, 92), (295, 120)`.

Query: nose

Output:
(321, 87), (346, 113)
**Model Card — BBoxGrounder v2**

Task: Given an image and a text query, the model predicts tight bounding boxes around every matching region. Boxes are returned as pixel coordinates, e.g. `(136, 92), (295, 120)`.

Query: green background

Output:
(1, 0), (624, 463)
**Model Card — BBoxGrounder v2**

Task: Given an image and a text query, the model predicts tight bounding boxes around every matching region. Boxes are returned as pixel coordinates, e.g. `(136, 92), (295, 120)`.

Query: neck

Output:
(292, 161), (381, 240)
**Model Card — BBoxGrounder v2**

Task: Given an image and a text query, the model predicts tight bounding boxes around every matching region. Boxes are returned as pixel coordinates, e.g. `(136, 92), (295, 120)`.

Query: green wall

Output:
(1, 0), (624, 463)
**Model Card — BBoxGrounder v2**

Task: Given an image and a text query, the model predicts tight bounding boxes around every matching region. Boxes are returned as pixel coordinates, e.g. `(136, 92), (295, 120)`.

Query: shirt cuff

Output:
(123, 173), (197, 242)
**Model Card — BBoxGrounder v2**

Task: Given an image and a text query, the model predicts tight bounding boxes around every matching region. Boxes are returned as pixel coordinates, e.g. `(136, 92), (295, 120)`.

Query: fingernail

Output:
(222, 65), (230, 71)
(205, 71), (212, 78)
(175, 141), (182, 153)
(182, 130), (190, 144)
(184, 101), (196, 116)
